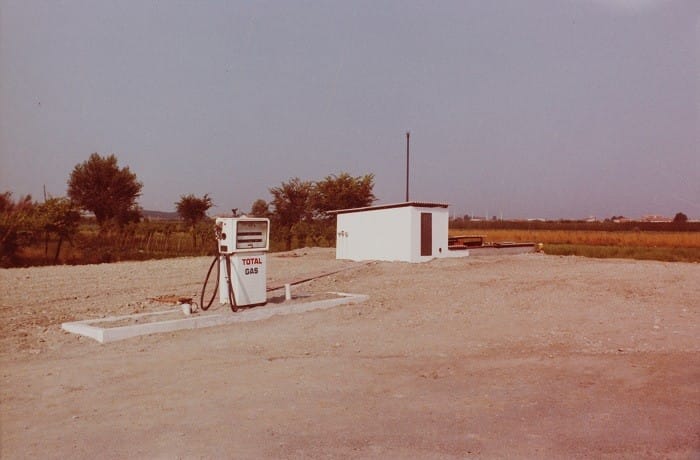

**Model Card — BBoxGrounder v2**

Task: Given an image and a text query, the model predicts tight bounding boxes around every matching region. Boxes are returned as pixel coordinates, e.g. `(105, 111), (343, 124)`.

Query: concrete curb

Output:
(61, 292), (369, 344)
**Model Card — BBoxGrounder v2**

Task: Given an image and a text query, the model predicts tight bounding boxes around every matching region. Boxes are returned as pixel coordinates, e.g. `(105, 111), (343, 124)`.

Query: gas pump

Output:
(200, 217), (270, 312)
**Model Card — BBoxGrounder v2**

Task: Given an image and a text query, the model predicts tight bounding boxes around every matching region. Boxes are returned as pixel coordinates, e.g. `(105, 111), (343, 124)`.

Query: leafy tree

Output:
(269, 178), (313, 250)
(175, 193), (213, 247)
(311, 173), (376, 219)
(307, 172), (376, 245)
(0, 192), (37, 265)
(265, 172), (376, 250)
(67, 153), (143, 227)
(673, 212), (688, 224)
(37, 197), (81, 263)
(249, 199), (271, 218)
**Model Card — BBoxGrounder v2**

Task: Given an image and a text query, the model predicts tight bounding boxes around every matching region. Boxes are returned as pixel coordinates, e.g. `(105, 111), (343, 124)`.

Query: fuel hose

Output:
(200, 254), (238, 312)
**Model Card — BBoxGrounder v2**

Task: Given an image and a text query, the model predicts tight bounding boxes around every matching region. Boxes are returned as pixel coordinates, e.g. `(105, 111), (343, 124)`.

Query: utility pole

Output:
(405, 131), (410, 202)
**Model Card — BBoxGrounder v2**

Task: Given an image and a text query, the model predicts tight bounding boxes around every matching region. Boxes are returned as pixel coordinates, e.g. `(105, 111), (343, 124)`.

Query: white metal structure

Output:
(215, 217), (270, 307)
(330, 202), (461, 263)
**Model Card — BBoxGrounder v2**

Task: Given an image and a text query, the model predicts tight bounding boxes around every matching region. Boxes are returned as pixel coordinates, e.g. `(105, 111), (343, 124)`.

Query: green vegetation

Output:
(175, 193), (213, 248)
(1, 212), (215, 267)
(0, 192), (36, 265)
(67, 153), (143, 227)
(2, 152), (375, 266)
(264, 173), (376, 251)
(36, 197), (81, 263)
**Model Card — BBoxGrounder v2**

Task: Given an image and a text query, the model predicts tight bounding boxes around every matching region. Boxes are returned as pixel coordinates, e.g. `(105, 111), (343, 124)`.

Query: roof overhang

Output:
(327, 201), (449, 215)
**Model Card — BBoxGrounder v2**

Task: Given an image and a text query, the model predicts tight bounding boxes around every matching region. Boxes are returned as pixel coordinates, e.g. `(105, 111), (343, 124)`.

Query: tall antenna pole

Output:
(405, 131), (410, 202)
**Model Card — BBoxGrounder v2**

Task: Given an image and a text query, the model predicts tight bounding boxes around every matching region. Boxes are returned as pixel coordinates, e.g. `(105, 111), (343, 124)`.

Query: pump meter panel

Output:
(215, 217), (270, 254)
(236, 220), (268, 249)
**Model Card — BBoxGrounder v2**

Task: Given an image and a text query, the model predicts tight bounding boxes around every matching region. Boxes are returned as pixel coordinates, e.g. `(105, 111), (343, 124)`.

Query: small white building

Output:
(329, 201), (467, 263)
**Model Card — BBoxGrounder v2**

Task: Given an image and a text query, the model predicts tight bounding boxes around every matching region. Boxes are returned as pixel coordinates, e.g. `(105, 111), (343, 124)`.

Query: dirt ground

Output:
(1, 248), (698, 459)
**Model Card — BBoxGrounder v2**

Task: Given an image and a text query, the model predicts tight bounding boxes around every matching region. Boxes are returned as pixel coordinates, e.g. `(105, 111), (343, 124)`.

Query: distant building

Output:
(640, 215), (672, 223)
(612, 217), (633, 223)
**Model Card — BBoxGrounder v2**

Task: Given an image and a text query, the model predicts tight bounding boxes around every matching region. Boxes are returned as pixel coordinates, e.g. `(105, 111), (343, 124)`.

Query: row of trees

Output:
(64, 153), (376, 249)
(1, 152), (376, 265)
(248, 173), (376, 249)
(2, 153), (148, 264)
(0, 193), (81, 264)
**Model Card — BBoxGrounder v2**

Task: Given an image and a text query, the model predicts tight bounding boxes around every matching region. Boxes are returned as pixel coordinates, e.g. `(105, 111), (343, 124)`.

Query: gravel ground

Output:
(1, 248), (698, 459)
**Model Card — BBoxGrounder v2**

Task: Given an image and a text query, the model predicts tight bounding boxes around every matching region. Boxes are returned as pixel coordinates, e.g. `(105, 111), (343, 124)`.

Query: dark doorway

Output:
(421, 213), (432, 256)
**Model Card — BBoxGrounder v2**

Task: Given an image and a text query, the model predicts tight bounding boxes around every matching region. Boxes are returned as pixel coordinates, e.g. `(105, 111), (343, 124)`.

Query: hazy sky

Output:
(1, 0), (698, 219)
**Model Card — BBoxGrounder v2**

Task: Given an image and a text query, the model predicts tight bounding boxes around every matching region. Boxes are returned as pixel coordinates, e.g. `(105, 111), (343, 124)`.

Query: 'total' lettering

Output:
(242, 257), (262, 265)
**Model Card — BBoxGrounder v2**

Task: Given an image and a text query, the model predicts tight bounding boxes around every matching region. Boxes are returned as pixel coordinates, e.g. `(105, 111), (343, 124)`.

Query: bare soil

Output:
(1, 248), (698, 459)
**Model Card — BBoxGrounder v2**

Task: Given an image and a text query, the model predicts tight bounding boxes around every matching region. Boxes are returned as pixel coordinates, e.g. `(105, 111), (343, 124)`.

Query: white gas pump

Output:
(200, 217), (270, 312)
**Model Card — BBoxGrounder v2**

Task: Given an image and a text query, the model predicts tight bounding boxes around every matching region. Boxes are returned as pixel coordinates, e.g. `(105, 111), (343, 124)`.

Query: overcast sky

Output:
(1, 0), (698, 219)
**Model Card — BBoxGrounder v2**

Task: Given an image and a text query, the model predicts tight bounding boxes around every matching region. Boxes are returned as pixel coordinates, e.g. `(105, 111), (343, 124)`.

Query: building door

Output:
(421, 212), (432, 256)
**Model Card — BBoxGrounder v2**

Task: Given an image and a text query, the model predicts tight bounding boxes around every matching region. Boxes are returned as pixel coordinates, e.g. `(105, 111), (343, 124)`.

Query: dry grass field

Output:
(473, 229), (700, 248)
(450, 229), (700, 262)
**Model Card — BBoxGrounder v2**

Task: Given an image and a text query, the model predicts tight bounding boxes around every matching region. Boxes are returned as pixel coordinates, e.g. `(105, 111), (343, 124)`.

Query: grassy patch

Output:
(543, 244), (700, 263)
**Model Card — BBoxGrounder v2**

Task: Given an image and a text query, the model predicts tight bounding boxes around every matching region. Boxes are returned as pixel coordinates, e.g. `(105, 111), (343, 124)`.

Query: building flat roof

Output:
(327, 201), (449, 215)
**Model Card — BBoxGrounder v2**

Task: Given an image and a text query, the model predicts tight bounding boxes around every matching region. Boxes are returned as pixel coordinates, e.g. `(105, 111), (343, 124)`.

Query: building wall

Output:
(335, 206), (450, 263)
(336, 207), (412, 262)
(408, 206), (449, 262)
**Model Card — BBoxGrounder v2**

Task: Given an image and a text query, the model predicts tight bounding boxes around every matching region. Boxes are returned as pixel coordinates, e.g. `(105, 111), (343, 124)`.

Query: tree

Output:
(673, 212), (688, 224)
(269, 178), (314, 250)
(175, 193), (213, 248)
(37, 197), (81, 263)
(265, 173), (377, 250)
(249, 199), (271, 218)
(311, 173), (376, 219)
(0, 192), (36, 265)
(67, 153), (143, 227)
(306, 173), (376, 246)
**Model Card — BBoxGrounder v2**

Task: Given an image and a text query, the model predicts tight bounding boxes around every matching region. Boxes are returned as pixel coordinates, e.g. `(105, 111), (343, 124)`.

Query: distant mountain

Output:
(142, 210), (181, 220)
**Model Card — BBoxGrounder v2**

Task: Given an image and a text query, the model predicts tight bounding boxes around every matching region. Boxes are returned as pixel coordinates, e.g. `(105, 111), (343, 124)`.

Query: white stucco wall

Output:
(335, 205), (450, 263)
(407, 206), (449, 262)
(336, 207), (412, 262)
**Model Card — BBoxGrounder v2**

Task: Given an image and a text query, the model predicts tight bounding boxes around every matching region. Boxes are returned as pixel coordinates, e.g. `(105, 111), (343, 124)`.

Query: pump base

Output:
(62, 292), (368, 343)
